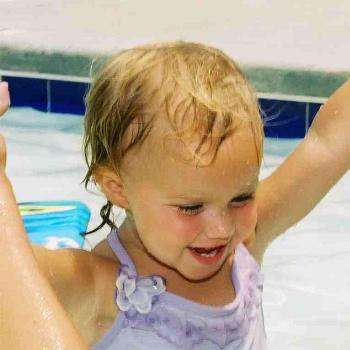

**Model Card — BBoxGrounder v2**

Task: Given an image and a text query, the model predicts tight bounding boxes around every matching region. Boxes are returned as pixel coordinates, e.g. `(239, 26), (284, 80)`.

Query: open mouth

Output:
(189, 245), (225, 257)
(188, 244), (227, 265)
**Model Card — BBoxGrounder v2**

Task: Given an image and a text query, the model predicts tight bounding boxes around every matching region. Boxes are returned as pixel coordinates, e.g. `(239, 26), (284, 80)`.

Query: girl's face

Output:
(121, 126), (260, 281)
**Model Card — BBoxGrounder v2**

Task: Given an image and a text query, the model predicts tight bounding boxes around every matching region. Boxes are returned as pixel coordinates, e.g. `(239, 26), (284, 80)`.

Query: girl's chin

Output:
(177, 245), (231, 282)
(177, 260), (227, 283)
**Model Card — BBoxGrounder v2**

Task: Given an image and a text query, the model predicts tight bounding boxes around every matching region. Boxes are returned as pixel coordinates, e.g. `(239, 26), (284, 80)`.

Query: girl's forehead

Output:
(122, 125), (260, 194)
(160, 124), (258, 166)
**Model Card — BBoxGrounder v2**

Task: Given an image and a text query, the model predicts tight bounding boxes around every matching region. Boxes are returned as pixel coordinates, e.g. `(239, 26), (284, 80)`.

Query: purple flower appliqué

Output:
(116, 265), (166, 314)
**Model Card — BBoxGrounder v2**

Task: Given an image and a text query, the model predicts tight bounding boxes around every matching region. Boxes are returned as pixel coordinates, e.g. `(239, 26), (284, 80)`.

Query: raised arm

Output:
(0, 82), (88, 349)
(255, 78), (350, 252)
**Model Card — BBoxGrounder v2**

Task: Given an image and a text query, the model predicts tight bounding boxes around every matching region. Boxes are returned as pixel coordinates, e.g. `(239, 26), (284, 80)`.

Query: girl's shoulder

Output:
(90, 239), (122, 324)
(33, 244), (121, 345)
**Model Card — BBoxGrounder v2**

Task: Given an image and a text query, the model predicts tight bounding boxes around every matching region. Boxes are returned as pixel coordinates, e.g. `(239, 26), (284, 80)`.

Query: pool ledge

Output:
(1, 46), (349, 98)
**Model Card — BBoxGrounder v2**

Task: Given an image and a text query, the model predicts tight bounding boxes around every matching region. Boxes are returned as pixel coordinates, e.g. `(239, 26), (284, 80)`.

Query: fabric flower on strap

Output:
(116, 265), (166, 314)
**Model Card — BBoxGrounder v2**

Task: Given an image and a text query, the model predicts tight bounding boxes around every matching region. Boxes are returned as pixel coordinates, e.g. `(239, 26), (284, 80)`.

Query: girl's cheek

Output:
(169, 210), (202, 239)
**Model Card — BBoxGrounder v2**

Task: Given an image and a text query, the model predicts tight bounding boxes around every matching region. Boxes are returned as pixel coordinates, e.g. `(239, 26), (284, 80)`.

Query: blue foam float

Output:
(19, 201), (90, 249)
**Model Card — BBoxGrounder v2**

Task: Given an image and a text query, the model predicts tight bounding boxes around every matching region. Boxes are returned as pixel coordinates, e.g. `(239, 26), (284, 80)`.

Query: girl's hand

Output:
(0, 82), (10, 172)
(0, 81), (10, 116)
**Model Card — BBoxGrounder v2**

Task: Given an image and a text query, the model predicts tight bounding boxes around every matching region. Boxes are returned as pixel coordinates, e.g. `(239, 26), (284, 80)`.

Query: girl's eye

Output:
(230, 194), (254, 207)
(177, 204), (202, 215)
(176, 193), (254, 215)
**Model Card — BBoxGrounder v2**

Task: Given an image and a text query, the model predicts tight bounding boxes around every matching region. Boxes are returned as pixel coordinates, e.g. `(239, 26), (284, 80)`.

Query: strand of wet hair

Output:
(84, 200), (115, 235)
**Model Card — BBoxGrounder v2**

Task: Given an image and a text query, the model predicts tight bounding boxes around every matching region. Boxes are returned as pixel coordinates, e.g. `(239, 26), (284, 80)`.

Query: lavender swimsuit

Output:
(93, 229), (267, 349)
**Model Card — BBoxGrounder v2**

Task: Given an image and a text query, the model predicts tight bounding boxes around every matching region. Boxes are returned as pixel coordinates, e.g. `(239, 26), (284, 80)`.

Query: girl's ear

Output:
(94, 166), (130, 209)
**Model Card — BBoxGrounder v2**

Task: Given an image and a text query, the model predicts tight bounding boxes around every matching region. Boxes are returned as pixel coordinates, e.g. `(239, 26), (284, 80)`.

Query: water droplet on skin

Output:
(311, 136), (319, 145)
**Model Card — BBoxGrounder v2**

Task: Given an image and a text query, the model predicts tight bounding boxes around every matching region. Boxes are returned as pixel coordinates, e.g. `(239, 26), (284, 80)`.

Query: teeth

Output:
(199, 250), (218, 257)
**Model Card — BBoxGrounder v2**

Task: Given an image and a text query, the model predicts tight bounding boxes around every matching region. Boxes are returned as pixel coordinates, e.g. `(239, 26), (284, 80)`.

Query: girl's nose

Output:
(204, 210), (235, 240)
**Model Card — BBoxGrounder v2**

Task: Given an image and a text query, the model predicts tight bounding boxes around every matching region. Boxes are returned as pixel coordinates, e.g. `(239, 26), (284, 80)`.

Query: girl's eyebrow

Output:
(231, 182), (258, 200)
(231, 191), (255, 200)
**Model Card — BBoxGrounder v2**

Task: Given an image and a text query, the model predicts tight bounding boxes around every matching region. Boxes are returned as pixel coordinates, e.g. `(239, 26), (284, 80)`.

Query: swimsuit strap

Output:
(106, 228), (137, 273)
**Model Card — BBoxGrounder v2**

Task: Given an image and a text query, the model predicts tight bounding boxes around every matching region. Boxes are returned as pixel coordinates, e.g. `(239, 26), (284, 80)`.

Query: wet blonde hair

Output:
(83, 41), (264, 232)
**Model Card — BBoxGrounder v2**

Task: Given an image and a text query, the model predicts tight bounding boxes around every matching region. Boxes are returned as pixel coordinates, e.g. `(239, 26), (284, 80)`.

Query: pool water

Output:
(1, 107), (349, 349)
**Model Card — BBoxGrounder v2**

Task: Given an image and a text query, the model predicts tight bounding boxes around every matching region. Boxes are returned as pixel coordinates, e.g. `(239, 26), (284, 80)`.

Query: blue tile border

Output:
(260, 99), (306, 138)
(0, 73), (327, 138)
(3, 76), (48, 112)
(1, 72), (90, 116)
(50, 80), (88, 115)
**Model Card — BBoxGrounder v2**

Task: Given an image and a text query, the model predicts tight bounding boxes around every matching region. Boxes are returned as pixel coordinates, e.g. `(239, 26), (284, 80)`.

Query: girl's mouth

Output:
(188, 244), (227, 265)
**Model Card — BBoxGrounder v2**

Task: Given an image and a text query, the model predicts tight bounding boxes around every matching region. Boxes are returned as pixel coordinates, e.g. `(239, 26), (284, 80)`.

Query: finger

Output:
(0, 82), (11, 116)
(0, 133), (7, 171)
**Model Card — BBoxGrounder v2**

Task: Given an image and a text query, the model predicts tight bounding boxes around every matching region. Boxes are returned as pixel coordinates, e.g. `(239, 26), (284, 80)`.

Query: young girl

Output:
(1, 42), (349, 349)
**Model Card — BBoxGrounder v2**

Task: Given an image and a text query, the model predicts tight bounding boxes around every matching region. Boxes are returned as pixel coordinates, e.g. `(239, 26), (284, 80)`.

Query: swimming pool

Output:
(1, 107), (349, 349)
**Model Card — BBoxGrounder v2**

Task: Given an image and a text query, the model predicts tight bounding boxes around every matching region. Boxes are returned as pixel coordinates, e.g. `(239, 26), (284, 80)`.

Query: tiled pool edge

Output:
(0, 68), (343, 138)
(0, 70), (326, 138)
